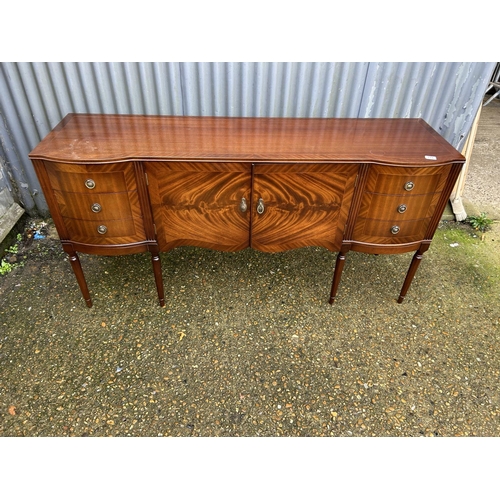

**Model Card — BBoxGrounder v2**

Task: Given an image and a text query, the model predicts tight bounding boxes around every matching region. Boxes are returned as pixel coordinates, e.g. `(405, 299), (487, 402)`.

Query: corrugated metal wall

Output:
(0, 62), (495, 217)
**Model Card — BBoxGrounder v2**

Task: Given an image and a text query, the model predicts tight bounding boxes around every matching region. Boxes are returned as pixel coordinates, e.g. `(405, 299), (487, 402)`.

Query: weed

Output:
(0, 234), (24, 276)
(466, 212), (495, 233)
(0, 259), (14, 275)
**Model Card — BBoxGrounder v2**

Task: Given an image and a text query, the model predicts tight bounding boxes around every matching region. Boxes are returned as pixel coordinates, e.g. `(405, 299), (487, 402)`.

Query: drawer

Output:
(44, 161), (137, 194)
(356, 191), (440, 221)
(364, 165), (451, 196)
(53, 190), (140, 221)
(352, 217), (431, 244)
(62, 216), (146, 243)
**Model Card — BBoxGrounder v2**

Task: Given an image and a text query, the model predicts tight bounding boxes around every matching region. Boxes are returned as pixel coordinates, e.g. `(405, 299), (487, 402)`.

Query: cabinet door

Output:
(251, 163), (358, 252)
(145, 162), (252, 252)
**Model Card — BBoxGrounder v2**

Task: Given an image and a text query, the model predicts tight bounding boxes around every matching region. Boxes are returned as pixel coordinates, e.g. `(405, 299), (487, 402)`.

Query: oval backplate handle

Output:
(256, 198), (265, 215)
(240, 197), (247, 213)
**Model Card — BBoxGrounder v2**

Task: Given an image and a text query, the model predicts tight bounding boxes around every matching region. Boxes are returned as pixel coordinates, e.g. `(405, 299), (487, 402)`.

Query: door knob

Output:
(256, 198), (265, 215)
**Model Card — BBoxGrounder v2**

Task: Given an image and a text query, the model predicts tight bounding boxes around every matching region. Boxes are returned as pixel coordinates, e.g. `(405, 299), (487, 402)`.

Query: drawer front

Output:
(352, 217), (431, 244)
(44, 161), (137, 194)
(53, 190), (139, 220)
(356, 191), (440, 221)
(364, 165), (451, 196)
(61, 217), (146, 244)
(42, 161), (148, 246)
(351, 163), (452, 245)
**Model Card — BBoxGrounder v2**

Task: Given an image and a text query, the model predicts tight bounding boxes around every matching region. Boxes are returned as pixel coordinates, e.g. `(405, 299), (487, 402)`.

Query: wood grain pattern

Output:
(343, 164), (370, 242)
(352, 217), (431, 244)
(30, 114), (465, 166)
(44, 161), (137, 193)
(43, 160), (147, 247)
(61, 217), (145, 243)
(355, 191), (440, 221)
(363, 165), (451, 195)
(64, 241), (153, 256)
(133, 161), (160, 243)
(424, 162), (464, 240)
(53, 190), (137, 220)
(251, 164), (358, 252)
(31, 159), (70, 241)
(145, 162), (251, 252)
(348, 240), (423, 255)
(349, 164), (453, 248)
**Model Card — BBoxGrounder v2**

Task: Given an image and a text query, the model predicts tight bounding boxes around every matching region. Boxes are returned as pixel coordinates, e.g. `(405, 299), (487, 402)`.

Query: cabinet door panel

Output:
(251, 163), (358, 252)
(145, 162), (252, 251)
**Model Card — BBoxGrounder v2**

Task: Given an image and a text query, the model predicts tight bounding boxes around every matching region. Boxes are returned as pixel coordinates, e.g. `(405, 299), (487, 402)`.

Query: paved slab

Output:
(463, 99), (500, 219)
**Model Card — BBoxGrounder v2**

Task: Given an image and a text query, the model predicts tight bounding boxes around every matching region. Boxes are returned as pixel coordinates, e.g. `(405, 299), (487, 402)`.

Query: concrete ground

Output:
(0, 101), (499, 438)
(463, 99), (500, 220)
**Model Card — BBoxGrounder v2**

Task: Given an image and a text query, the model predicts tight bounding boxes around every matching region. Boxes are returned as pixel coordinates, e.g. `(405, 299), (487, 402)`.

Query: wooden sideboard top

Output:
(30, 113), (465, 166)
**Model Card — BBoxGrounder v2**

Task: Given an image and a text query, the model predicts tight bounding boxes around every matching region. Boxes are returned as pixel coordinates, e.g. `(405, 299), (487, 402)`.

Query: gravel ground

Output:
(1, 216), (499, 437)
(1, 101), (499, 440)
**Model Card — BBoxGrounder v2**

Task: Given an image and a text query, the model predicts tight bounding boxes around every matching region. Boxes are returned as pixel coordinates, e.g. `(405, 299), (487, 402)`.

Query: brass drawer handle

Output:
(404, 181), (414, 191)
(397, 204), (407, 214)
(240, 197), (248, 213)
(391, 225), (400, 234)
(91, 203), (102, 213)
(97, 225), (108, 235)
(85, 179), (96, 189)
(256, 198), (265, 215)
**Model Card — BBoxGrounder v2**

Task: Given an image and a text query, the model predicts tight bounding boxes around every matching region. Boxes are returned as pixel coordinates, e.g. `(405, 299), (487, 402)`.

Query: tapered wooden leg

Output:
(151, 252), (165, 307)
(68, 252), (92, 308)
(397, 250), (424, 303)
(329, 251), (348, 304)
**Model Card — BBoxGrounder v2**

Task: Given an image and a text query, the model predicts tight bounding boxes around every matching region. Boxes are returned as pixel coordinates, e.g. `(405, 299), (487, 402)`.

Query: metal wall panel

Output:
(178, 62), (369, 117)
(0, 62), (495, 217)
(358, 62), (494, 149)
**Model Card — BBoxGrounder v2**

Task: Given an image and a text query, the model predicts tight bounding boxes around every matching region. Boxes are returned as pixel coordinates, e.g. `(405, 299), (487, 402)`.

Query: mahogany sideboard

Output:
(29, 114), (465, 308)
